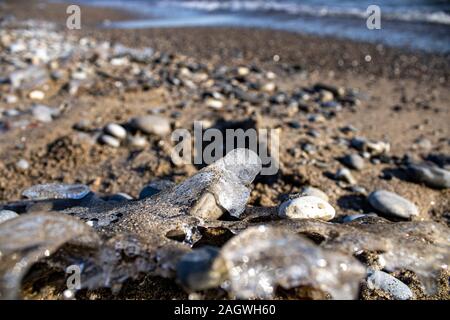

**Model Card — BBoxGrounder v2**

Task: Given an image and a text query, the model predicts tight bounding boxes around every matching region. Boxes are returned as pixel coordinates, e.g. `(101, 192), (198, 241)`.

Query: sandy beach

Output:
(0, 0), (449, 300)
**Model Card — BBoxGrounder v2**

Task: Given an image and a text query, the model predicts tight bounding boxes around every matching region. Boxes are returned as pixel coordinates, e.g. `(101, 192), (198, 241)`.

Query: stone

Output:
(176, 246), (221, 291)
(15, 159), (29, 171)
(298, 186), (329, 202)
(205, 98), (223, 109)
(367, 270), (414, 300)
(127, 135), (148, 148)
(139, 180), (175, 199)
(104, 123), (127, 140)
(130, 115), (171, 136)
(0, 210), (19, 224)
(336, 168), (356, 185)
(32, 104), (57, 123)
(22, 183), (91, 200)
(368, 190), (419, 219)
(28, 90), (45, 100)
(99, 134), (120, 148)
(342, 153), (365, 170)
(278, 196), (335, 221)
(406, 163), (450, 189)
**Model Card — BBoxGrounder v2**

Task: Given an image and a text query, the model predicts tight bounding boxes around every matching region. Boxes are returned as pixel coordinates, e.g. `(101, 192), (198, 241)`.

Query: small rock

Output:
(176, 246), (221, 291)
(104, 123), (127, 140)
(99, 134), (120, 148)
(139, 180), (175, 199)
(278, 195), (335, 221)
(367, 270), (413, 300)
(29, 90), (45, 100)
(342, 153), (365, 170)
(15, 159), (29, 171)
(127, 135), (147, 148)
(32, 104), (57, 123)
(205, 98), (223, 109)
(342, 213), (377, 223)
(368, 190), (419, 219)
(406, 163), (450, 189)
(0, 210), (19, 224)
(131, 115), (171, 136)
(298, 186), (329, 202)
(336, 168), (356, 184)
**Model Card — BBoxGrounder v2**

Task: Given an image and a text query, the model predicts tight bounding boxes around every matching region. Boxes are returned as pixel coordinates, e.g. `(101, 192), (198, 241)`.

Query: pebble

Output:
(139, 180), (175, 199)
(32, 104), (57, 123)
(368, 190), (419, 219)
(298, 186), (329, 202)
(406, 163), (450, 189)
(342, 153), (365, 170)
(206, 98), (223, 109)
(99, 134), (120, 148)
(176, 246), (221, 291)
(342, 213), (378, 223)
(15, 159), (29, 171)
(336, 168), (356, 184)
(0, 210), (19, 224)
(278, 195), (335, 221)
(130, 115), (171, 136)
(367, 270), (414, 300)
(28, 90), (45, 100)
(104, 123), (127, 140)
(22, 183), (91, 200)
(127, 135), (148, 148)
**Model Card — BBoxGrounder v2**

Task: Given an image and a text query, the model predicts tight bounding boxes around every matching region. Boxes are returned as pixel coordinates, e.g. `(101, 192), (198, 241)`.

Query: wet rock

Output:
(104, 123), (127, 140)
(342, 154), (365, 170)
(406, 163), (450, 189)
(278, 196), (335, 221)
(368, 190), (419, 219)
(0, 210), (19, 224)
(367, 270), (414, 300)
(22, 183), (91, 200)
(212, 226), (365, 299)
(177, 246), (221, 291)
(99, 134), (120, 148)
(130, 115), (171, 136)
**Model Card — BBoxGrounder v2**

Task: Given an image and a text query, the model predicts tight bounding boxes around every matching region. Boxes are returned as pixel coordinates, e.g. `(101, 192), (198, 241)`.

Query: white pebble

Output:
(104, 123), (127, 140)
(278, 196), (335, 221)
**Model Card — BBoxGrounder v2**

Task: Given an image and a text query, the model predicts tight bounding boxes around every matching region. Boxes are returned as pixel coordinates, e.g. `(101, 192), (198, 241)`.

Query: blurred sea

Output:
(65, 0), (450, 53)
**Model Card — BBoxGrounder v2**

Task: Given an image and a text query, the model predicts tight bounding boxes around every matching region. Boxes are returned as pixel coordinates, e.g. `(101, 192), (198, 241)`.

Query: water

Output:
(64, 0), (450, 53)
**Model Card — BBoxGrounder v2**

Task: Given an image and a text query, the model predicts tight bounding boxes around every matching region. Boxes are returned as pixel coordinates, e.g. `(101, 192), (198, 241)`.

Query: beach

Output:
(0, 0), (449, 300)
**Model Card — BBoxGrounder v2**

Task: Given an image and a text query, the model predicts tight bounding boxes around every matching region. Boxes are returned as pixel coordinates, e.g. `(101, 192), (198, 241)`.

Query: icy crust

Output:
(214, 226), (366, 299)
(22, 183), (91, 200)
(0, 212), (100, 300)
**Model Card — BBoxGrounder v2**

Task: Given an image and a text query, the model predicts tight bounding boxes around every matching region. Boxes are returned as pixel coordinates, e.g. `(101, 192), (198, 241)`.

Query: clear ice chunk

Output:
(22, 183), (91, 200)
(215, 225), (366, 299)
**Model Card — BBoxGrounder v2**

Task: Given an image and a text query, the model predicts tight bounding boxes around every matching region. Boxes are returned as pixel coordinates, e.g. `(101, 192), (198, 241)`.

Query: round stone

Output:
(278, 196), (335, 221)
(368, 190), (418, 219)
(130, 115), (171, 136)
(407, 163), (450, 189)
(99, 134), (120, 148)
(298, 186), (329, 202)
(104, 123), (127, 140)
(15, 159), (29, 171)
(367, 270), (413, 300)
(342, 153), (365, 170)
